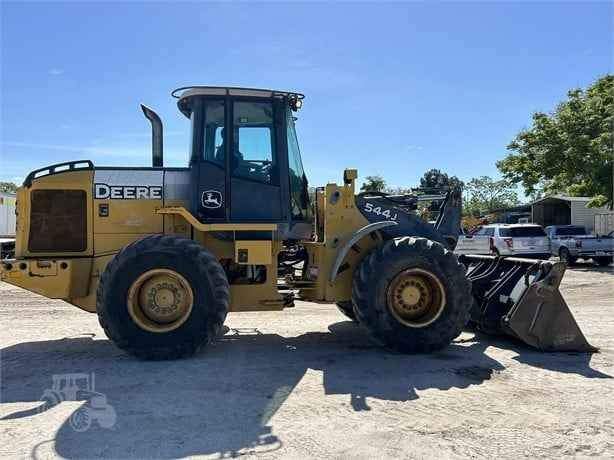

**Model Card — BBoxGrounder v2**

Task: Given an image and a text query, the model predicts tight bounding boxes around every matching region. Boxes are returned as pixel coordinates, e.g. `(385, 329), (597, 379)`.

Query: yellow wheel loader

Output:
(0, 86), (595, 359)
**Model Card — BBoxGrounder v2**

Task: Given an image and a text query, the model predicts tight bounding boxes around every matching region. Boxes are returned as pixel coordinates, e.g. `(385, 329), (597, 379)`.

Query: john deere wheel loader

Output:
(0, 86), (595, 359)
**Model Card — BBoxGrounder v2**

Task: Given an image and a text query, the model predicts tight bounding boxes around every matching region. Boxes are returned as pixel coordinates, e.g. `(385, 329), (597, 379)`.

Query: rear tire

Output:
(559, 247), (577, 266)
(97, 235), (229, 360)
(335, 301), (357, 321)
(594, 256), (613, 267)
(352, 237), (472, 353)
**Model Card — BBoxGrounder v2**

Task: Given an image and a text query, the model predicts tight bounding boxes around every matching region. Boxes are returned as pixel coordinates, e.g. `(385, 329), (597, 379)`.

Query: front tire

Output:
(352, 237), (472, 353)
(97, 235), (229, 360)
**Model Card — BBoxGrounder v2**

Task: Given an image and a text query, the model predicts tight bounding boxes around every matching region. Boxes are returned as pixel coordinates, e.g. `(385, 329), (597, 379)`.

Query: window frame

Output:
(229, 99), (279, 186)
(202, 99), (226, 168)
(286, 107), (310, 220)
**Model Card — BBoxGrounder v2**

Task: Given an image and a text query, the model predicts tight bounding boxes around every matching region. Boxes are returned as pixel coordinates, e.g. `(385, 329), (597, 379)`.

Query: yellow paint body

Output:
(298, 177), (379, 304)
(0, 168), (373, 314)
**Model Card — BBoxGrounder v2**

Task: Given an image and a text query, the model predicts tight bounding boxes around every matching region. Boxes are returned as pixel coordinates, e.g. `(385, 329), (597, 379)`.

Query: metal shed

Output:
(0, 191), (16, 237)
(490, 204), (531, 224)
(531, 195), (608, 232)
(594, 212), (614, 235)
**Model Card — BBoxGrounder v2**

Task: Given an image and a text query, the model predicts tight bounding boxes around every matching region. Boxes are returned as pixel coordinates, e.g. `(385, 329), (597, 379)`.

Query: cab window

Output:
(286, 108), (310, 220)
(202, 100), (225, 167)
(232, 101), (277, 185)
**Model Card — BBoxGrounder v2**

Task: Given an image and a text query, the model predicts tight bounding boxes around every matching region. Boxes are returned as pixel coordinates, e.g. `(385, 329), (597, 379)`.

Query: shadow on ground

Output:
(469, 331), (610, 378)
(0, 322), (609, 458)
(567, 262), (614, 275)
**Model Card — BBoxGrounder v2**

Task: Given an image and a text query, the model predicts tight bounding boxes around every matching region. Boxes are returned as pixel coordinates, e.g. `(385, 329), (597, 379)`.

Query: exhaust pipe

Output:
(140, 104), (163, 167)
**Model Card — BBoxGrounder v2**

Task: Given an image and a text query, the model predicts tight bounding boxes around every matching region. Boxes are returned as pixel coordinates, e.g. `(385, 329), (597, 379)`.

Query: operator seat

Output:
(214, 128), (243, 172)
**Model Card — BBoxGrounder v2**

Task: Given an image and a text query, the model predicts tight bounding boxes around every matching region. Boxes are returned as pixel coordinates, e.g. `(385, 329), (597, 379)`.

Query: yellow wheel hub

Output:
(127, 269), (194, 333)
(387, 268), (446, 328)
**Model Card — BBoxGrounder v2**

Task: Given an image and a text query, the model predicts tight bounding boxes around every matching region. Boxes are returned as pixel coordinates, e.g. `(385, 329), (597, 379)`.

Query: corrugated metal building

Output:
(594, 212), (614, 235)
(531, 195), (608, 232)
(0, 191), (17, 237)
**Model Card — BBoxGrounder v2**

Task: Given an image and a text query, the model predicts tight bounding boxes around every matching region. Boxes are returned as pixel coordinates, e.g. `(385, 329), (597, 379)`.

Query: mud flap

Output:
(459, 254), (597, 352)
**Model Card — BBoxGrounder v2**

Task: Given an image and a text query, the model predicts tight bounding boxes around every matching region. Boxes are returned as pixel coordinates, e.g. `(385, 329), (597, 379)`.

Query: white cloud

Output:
(48, 68), (64, 76)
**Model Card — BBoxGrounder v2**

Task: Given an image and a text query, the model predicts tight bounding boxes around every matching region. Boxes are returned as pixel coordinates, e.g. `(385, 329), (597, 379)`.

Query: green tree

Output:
(419, 168), (464, 190)
(360, 175), (387, 192)
(464, 176), (519, 216)
(497, 75), (613, 208)
(0, 182), (18, 193)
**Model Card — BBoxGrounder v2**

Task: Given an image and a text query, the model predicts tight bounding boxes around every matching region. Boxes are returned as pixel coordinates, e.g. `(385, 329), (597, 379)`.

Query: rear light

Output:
(503, 238), (513, 248)
(575, 240), (582, 248)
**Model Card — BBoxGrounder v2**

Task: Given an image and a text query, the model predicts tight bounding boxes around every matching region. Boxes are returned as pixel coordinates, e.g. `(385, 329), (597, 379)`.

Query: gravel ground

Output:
(1, 263), (613, 459)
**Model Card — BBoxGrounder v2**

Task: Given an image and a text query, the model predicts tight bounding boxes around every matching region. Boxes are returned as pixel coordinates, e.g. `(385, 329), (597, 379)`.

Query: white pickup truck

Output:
(545, 225), (613, 266)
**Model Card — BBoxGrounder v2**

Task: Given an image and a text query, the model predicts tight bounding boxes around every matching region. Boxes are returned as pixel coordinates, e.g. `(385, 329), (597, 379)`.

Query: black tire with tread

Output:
(335, 301), (357, 321)
(97, 235), (229, 360)
(559, 247), (577, 266)
(594, 256), (613, 267)
(352, 237), (472, 353)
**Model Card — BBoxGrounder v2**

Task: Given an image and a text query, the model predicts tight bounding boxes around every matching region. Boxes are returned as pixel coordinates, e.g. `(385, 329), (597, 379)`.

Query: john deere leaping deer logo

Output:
(201, 190), (223, 209)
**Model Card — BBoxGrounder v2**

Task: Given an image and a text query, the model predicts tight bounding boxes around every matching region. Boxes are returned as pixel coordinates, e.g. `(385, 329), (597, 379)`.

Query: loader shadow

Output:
(567, 262), (614, 274)
(470, 332), (611, 379)
(1, 322), (502, 458)
(0, 322), (606, 458)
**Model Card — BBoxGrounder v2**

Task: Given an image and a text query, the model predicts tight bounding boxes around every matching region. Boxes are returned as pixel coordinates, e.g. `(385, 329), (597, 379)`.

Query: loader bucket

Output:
(458, 255), (597, 353)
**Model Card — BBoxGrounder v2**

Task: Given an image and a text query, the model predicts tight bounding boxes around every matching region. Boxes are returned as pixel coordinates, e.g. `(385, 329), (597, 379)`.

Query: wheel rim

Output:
(127, 269), (194, 333)
(386, 268), (446, 328)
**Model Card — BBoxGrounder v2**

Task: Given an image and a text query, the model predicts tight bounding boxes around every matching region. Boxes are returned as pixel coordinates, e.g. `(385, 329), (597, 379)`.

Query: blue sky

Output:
(1, 1), (611, 193)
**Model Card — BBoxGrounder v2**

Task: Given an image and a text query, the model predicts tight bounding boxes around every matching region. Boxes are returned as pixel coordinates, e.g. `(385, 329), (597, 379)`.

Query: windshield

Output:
(555, 226), (587, 236)
(286, 108), (312, 221)
(499, 226), (546, 237)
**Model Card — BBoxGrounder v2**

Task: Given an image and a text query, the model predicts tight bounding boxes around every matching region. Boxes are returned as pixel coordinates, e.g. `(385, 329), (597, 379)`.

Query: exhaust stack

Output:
(140, 104), (163, 168)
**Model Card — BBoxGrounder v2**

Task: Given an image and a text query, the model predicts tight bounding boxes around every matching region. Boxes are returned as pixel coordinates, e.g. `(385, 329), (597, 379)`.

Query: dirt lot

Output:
(1, 263), (613, 459)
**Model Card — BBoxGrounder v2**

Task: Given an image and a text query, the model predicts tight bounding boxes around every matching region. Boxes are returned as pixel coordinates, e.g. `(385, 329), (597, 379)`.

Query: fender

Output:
(329, 221), (398, 282)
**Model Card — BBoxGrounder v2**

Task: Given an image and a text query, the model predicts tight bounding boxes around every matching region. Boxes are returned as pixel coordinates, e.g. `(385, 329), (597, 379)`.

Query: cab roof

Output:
(172, 85), (304, 118)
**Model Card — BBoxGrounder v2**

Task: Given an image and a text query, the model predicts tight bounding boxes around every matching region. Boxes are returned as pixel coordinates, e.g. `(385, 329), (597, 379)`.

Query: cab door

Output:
(193, 98), (227, 221)
(229, 100), (283, 221)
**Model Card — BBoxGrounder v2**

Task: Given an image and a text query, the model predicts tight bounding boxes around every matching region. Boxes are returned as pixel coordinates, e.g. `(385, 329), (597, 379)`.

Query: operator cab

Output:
(173, 86), (312, 239)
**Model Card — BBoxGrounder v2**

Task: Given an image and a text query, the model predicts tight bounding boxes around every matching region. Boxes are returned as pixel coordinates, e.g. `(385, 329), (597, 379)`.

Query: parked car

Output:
(545, 225), (614, 266)
(0, 238), (15, 260)
(455, 224), (550, 259)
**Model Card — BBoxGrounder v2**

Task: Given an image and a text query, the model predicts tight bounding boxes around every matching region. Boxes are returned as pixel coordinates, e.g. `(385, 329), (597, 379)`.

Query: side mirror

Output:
(140, 104), (163, 167)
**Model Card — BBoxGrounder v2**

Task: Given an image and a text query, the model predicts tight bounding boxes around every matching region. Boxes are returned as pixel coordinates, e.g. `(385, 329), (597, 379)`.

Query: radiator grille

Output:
(28, 190), (87, 252)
